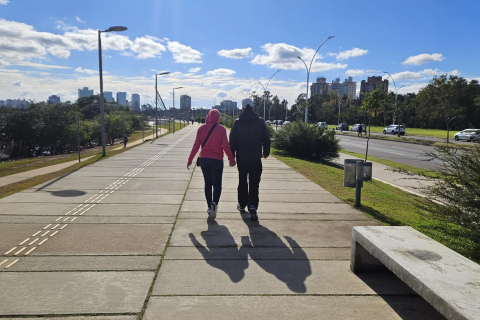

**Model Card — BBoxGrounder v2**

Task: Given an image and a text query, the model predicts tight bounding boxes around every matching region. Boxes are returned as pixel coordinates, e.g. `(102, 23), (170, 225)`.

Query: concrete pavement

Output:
(0, 123), (443, 319)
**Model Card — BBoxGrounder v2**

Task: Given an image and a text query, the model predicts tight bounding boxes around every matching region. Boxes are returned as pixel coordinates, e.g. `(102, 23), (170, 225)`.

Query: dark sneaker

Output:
(249, 205), (258, 221)
(236, 204), (245, 212)
(209, 202), (217, 220)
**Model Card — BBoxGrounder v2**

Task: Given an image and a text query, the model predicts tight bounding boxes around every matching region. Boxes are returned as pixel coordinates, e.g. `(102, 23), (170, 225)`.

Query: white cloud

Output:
(336, 47), (368, 61)
(167, 41), (203, 63)
(189, 67), (201, 73)
(12, 61), (71, 69)
(0, 59), (9, 67)
(131, 35), (166, 59)
(47, 47), (71, 58)
(326, 52), (337, 57)
(345, 69), (380, 77)
(11, 80), (23, 86)
(251, 42), (346, 72)
(401, 53), (444, 66)
(75, 16), (86, 23)
(74, 67), (98, 75)
(206, 68), (236, 76)
(121, 52), (134, 57)
(217, 48), (252, 59)
(0, 0), (9, 5)
(384, 69), (442, 82)
(214, 91), (227, 99)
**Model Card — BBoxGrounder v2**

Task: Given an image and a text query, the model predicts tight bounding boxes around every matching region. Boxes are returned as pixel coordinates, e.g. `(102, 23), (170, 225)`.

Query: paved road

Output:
(0, 123), (442, 319)
(337, 135), (442, 170)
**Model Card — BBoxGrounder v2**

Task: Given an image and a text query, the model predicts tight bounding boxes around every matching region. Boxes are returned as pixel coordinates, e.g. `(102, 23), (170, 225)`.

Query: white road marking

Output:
(43, 224), (52, 230)
(37, 238), (48, 246)
(24, 247), (36, 255)
(55, 217), (63, 221)
(65, 204), (84, 215)
(28, 238), (39, 245)
(5, 259), (19, 269)
(14, 247), (26, 256)
(4, 247), (17, 255)
(0, 259), (9, 267)
(71, 217), (78, 222)
(31, 231), (41, 237)
(389, 151), (406, 156)
(41, 231), (50, 237)
(50, 231), (59, 237)
(60, 224), (68, 230)
(63, 217), (70, 222)
(18, 238), (30, 246)
(51, 224), (60, 230)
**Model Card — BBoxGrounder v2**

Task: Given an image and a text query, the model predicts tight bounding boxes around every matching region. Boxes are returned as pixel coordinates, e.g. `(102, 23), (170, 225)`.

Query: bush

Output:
(266, 122), (275, 138)
(424, 145), (480, 245)
(273, 121), (340, 161)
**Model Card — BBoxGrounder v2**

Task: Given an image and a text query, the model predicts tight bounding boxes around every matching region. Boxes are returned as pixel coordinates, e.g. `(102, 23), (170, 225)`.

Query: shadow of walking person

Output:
(242, 217), (312, 293)
(189, 220), (249, 283)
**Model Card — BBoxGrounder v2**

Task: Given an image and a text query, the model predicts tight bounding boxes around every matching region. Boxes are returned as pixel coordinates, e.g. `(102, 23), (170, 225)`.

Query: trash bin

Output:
(344, 159), (363, 188)
(356, 162), (373, 181)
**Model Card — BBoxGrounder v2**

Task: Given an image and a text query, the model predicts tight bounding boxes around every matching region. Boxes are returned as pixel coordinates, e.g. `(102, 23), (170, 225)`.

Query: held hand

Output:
(262, 155), (269, 159)
(229, 161), (236, 167)
(187, 162), (192, 170)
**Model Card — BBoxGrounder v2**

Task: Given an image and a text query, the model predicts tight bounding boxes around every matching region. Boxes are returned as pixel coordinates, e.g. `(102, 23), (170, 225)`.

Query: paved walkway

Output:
(0, 124), (443, 319)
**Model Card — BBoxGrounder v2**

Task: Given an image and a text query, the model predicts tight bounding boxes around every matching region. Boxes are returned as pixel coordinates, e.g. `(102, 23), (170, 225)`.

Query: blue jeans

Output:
(200, 158), (224, 206)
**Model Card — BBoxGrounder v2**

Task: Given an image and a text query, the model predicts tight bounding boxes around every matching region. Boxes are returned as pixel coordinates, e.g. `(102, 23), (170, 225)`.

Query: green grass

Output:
(327, 124), (457, 139)
(340, 150), (441, 179)
(0, 123), (188, 199)
(272, 149), (479, 263)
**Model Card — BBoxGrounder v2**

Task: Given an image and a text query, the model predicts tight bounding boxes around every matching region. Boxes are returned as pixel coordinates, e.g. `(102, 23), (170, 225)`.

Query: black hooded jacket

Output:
(229, 109), (270, 161)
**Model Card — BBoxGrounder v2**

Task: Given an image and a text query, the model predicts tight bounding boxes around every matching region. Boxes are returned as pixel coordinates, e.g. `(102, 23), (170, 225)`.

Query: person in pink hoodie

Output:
(187, 109), (235, 219)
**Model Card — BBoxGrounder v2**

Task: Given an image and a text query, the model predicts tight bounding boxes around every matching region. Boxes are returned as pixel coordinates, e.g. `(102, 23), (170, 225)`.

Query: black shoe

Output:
(249, 205), (258, 221)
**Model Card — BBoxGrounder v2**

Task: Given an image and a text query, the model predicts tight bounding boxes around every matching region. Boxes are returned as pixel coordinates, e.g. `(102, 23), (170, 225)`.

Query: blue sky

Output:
(1, 0), (479, 108)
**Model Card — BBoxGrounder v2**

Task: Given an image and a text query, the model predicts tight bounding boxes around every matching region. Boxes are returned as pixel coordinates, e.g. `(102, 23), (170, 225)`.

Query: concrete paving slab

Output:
(0, 271), (153, 315)
(0, 256), (159, 272)
(152, 260), (413, 295)
(144, 296), (444, 320)
(100, 193), (184, 204)
(181, 201), (358, 213)
(31, 180), (189, 192)
(184, 191), (338, 203)
(2, 317), (137, 320)
(0, 215), (175, 224)
(169, 219), (377, 248)
(178, 211), (370, 221)
(164, 246), (351, 260)
(188, 179), (325, 190)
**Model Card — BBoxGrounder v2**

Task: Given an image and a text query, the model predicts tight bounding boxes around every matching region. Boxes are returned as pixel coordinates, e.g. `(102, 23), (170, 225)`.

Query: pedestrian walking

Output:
(357, 125), (363, 138)
(229, 98), (271, 221)
(187, 109), (236, 220)
(123, 134), (128, 148)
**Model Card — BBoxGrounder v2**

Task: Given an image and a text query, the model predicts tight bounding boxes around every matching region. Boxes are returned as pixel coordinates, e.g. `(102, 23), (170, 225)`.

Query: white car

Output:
(315, 122), (328, 129)
(283, 121), (291, 125)
(383, 125), (405, 135)
(454, 129), (480, 142)
(351, 124), (366, 132)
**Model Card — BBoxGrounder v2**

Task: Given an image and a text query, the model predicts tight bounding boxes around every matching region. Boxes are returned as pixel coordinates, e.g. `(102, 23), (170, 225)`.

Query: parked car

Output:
(315, 122), (328, 129)
(283, 121), (291, 125)
(454, 129), (480, 142)
(351, 124), (366, 132)
(265, 120), (271, 124)
(336, 123), (349, 131)
(383, 125), (405, 135)
(277, 120), (284, 125)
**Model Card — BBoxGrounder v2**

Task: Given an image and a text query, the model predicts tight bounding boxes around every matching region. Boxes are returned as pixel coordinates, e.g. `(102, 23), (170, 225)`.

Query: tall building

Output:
(5, 99), (29, 109)
(360, 76), (389, 96)
(131, 94), (140, 111)
(180, 95), (192, 111)
(78, 87), (93, 99)
(116, 92), (127, 107)
(310, 77), (357, 99)
(104, 92), (114, 102)
(219, 100), (237, 113)
(310, 77), (329, 96)
(47, 95), (61, 104)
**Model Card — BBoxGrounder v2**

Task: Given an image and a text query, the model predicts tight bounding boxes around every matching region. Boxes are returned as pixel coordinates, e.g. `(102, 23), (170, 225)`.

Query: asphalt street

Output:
(336, 135), (441, 170)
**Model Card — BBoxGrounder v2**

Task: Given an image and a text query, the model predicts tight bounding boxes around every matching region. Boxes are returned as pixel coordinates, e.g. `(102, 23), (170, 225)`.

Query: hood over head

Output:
(206, 109), (221, 124)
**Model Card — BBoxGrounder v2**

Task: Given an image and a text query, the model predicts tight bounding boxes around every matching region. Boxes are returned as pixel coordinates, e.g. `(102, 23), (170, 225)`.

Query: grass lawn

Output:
(0, 122), (187, 178)
(328, 124), (458, 139)
(272, 149), (479, 263)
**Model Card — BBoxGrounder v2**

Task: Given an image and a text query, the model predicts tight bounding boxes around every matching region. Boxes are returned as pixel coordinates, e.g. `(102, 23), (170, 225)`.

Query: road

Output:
(336, 135), (441, 170)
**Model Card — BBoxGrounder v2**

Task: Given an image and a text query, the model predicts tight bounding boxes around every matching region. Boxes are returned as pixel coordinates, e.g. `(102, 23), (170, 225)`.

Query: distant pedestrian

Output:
(229, 98), (271, 221)
(357, 125), (363, 138)
(123, 134), (128, 148)
(187, 109), (236, 220)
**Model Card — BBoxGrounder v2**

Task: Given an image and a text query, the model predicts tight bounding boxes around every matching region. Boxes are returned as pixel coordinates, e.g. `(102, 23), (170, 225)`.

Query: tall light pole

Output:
(297, 36), (334, 123)
(173, 87), (183, 133)
(258, 70), (281, 120)
(384, 71), (401, 137)
(155, 72), (170, 138)
(338, 94), (346, 125)
(98, 26), (127, 157)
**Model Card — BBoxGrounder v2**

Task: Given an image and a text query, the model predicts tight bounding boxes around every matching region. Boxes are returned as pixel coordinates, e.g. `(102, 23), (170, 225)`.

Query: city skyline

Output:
(0, 0), (478, 109)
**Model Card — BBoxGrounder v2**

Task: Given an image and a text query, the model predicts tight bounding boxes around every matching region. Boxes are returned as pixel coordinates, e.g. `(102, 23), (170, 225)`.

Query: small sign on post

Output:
(343, 159), (372, 207)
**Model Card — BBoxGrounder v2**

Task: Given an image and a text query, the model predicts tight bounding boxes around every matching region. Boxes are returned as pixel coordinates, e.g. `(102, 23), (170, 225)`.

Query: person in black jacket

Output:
(229, 98), (270, 221)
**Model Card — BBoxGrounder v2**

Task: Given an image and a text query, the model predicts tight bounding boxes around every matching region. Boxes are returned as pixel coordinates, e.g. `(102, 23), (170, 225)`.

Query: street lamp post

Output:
(384, 71), (402, 137)
(173, 87), (183, 134)
(257, 70), (281, 120)
(297, 36), (334, 123)
(98, 26), (127, 157)
(155, 72), (170, 138)
(337, 94), (346, 125)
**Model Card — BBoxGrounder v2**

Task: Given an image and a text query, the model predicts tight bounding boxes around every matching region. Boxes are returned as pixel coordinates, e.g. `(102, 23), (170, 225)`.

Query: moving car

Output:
(351, 124), (366, 132)
(454, 129), (480, 142)
(383, 125), (405, 135)
(315, 122), (328, 129)
(336, 123), (349, 131)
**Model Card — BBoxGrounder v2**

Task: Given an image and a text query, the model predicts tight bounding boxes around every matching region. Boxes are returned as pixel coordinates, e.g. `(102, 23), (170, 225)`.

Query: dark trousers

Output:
(237, 160), (263, 209)
(200, 158), (224, 206)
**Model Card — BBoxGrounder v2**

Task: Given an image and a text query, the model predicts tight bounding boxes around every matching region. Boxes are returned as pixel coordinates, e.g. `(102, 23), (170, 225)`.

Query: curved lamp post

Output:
(172, 87), (183, 133)
(98, 26), (128, 156)
(155, 71), (170, 138)
(384, 71), (403, 137)
(258, 70), (281, 120)
(297, 36), (334, 123)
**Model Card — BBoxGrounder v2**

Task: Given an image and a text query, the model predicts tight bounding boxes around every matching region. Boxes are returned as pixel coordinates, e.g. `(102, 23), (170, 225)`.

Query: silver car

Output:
(454, 129), (480, 142)
(383, 125), (405, 135)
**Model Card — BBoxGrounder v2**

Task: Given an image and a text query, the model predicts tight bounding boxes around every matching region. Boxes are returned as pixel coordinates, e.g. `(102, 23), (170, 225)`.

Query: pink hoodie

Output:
(187, 109), (235, 166)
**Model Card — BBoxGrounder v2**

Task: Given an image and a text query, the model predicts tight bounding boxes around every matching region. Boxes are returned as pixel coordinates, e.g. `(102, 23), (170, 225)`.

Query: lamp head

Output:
(107, 26), (128, 32)
(159, 71), (170, 75)
(328, 36), (335, 39)
(383, 71), (388, 73)
(174, 87), (183, 89)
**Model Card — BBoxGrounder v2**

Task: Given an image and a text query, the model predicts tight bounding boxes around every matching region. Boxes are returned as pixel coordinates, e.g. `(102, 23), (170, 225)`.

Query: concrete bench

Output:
(350, 226), (480, 320)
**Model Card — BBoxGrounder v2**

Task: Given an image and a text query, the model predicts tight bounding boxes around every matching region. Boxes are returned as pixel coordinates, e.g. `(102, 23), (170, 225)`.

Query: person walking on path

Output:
(229, 99), (271, 221)
(187, 109), (236, 220)
(123, 134), (128, 148)
(357, 125), (363, 138)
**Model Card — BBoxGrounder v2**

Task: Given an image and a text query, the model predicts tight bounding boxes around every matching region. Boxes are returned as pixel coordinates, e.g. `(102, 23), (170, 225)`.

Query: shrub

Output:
(266, 122), (275, 138)
(273, 121), (340, 161)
